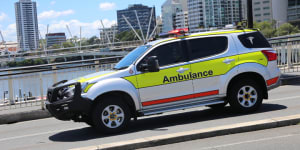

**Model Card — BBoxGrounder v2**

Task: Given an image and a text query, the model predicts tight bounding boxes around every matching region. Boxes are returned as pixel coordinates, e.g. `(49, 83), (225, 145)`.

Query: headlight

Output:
(81, 82), (95, 93)
(58, 86), (75, 99)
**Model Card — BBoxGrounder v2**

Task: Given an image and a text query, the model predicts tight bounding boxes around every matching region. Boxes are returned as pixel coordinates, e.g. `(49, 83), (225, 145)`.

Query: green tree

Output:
(276, 23), (300, 36)
(34, 58), (45, 65)
(87, 36), (100, 45)
(254, 21), (276, 38)
(51, 44), (61, 49)
(62, 42), (75, 48)
(116, 30), (143, 41)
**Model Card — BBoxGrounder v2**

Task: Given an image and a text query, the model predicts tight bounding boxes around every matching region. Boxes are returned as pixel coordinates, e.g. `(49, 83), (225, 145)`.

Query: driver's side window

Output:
(138, 41), (185, 71)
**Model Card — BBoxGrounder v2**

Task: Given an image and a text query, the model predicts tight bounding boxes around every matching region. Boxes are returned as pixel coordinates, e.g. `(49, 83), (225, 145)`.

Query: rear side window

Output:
(188, 36), (228, 60)
(238, 32), (271, 48)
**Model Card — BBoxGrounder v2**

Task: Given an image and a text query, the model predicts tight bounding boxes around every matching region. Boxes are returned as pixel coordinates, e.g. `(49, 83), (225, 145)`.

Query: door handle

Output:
(177, 68), (189, 73)
(223, 58), (235, 64)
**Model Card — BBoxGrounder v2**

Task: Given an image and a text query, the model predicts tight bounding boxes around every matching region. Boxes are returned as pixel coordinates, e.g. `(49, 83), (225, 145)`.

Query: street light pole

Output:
(247, 0), (253, 28)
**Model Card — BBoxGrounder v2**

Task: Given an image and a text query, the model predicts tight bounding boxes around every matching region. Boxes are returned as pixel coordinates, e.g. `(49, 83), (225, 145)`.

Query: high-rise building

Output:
(46, 33), (66, 48)
(288, 0), (300, 25)
(175, 9), (188, 29)
(161, 0), (187, 33)
(188, 0), (242, 33)
(156, 16), (163, 34)
(117, 4), (156, 36)
(15, 0), (39, 51)
(252, 0), (287, 25)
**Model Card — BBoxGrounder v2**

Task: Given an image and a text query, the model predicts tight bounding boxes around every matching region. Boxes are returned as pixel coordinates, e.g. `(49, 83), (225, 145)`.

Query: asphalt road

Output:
(1, 84), (300, 150)
(139, 124), (300, 150)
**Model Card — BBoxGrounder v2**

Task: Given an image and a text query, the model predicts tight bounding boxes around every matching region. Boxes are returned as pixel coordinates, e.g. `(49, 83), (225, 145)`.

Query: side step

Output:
(140, 99), (225, 116)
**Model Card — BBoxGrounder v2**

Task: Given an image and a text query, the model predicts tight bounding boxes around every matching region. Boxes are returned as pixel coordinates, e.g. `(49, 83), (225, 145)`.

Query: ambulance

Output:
(46, 28), (281, 133)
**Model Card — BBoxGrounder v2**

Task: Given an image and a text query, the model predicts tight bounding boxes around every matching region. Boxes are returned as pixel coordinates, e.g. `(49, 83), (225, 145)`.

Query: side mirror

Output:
(147, 56), (160, 72)
(140, 56), (160, 72)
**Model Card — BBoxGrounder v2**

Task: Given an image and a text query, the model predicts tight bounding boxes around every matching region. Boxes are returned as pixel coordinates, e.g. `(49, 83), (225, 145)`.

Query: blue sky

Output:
(0, 0), (164, 41)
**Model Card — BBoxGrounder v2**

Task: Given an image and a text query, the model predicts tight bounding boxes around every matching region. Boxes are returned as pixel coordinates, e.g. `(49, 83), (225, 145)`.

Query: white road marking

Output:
(0, 127), (82, 142)
(199, 134), (299, 150)
(267, 95), (300, 102)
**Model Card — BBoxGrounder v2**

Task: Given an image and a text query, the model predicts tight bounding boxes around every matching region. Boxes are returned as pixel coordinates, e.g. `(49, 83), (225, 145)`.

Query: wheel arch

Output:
(91, 90), (138, 118)
(226, 72), (268, 99)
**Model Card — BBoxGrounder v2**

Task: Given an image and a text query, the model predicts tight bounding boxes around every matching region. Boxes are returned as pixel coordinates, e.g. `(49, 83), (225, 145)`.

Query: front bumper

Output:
(46, 80), (91, 121)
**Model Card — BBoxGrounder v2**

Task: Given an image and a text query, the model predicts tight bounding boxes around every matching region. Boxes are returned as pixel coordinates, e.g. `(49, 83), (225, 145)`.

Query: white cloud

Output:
(38, 10), (75, 20)
(50, 1), (56, 5)
(39, 19), (116, 39)
(0, 12), (7, 21)
(1, 19), (116, 41)
(99, 2), (116, 11)
(1, 24), (17, 42)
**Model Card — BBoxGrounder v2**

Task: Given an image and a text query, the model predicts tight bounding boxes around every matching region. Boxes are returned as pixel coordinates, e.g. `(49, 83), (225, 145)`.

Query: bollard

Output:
(39, 72), (45, 110)
(7, 71), (14, 105)
(28, 91), (32, 97)
(19, 89), (22, 99)
(52, 65), (57, 83)
(287, 38), (292, 69)
(95, 61), (100, 72)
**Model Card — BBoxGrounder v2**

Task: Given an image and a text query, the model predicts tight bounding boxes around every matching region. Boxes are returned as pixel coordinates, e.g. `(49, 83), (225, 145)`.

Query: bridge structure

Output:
(0, 40), (143, 63)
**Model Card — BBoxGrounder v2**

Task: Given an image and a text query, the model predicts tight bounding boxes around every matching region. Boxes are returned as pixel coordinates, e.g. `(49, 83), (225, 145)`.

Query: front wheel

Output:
(92, 97), (131, 134)
(228, 79), (263, 113)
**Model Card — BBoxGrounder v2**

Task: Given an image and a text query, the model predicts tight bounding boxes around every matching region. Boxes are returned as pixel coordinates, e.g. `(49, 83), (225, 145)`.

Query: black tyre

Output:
(208, 102), (227, 109)
(92, 96), (131, 134)
(84, 116), (94, 127)
(228, 79), (263, 113)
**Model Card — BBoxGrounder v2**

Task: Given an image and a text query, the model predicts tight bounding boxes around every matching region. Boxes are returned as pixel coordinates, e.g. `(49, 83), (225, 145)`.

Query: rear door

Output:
(187, 35), (238, 98)
(135, 40), (194, 108)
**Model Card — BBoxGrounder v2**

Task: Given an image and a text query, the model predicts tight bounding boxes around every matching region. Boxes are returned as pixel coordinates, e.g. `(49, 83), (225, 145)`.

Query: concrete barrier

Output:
(0, 109), (51, 124)
(70, 114), (300, 150)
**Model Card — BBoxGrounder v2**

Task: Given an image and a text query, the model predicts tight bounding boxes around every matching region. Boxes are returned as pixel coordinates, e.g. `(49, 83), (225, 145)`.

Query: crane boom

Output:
(0, 30), (8, 50)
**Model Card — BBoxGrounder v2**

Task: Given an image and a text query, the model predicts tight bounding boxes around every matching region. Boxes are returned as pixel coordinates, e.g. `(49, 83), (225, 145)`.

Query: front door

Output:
(135, 40), (194, 108)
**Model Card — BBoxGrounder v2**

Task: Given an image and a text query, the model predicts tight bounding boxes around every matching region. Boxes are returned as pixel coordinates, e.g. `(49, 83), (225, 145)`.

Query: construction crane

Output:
(66, 25), (78, 51)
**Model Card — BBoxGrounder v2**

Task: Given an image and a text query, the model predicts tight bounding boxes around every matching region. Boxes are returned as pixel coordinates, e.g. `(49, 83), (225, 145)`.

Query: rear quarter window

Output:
(238, 31), (271, 48)
(188, 36), (228, 60)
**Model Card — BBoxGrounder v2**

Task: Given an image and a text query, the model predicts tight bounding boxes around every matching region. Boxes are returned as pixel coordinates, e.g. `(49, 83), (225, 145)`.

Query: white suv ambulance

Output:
(46, 29), (281, 134)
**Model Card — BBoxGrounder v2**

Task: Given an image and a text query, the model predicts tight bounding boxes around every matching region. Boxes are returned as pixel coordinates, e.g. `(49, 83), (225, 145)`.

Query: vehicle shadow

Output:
(49, 103), (287, 142)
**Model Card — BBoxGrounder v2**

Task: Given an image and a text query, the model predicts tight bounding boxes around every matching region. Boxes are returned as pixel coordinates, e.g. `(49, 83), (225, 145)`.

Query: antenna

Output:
(122, 15), (143, 41)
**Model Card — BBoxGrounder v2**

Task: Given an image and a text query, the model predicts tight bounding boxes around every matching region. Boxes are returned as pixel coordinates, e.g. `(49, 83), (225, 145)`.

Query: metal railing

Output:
(0, 40), (142, 62)
(275, 45), (300, 73)
(270, 36), (300, 73)
(0, 56), (122, 111)
(1, 43), (300, 111)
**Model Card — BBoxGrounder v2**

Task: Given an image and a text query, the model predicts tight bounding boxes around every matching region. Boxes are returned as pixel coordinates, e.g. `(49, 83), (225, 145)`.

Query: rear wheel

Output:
(228, 79), (263, 113)
(92, 96), (131, 134)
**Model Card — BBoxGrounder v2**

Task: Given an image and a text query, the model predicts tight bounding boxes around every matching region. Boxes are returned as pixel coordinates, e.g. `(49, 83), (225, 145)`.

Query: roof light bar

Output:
(159, 28), (189, 38)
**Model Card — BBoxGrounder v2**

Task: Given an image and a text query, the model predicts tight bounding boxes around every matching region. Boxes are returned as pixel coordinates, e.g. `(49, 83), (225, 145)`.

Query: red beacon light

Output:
(159, 28), (189, 38)
(168, 28), (189, 36)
